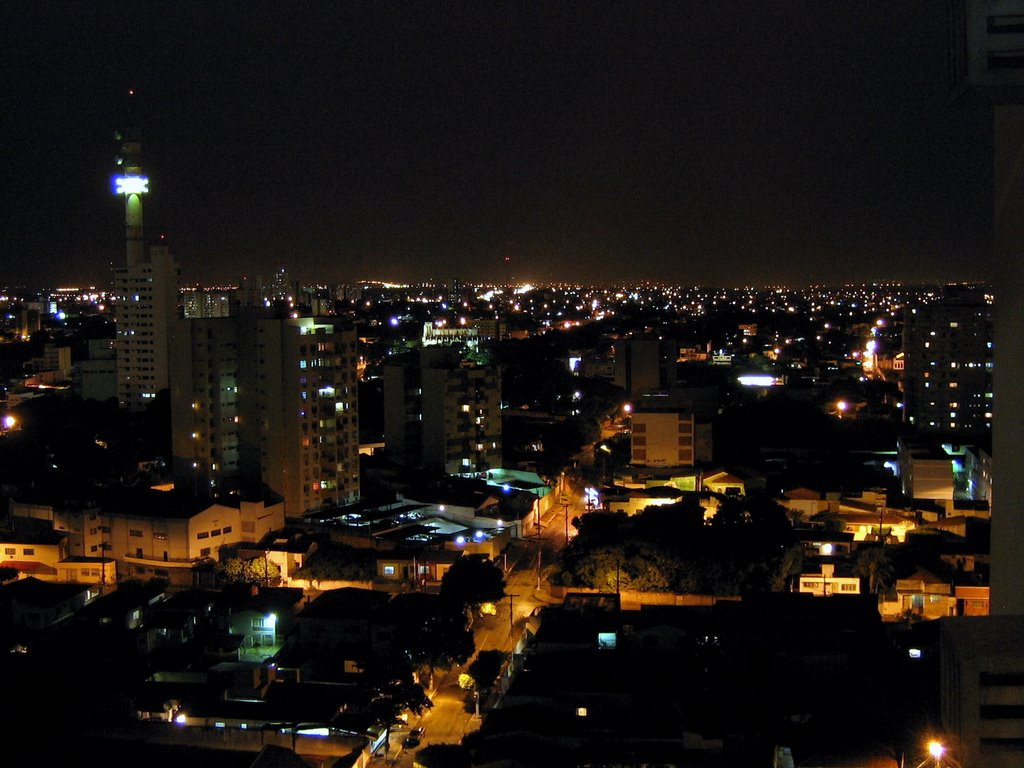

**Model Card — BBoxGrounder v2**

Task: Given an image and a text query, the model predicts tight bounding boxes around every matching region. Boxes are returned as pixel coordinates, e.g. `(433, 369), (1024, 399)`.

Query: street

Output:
(379, 494), (581, 765)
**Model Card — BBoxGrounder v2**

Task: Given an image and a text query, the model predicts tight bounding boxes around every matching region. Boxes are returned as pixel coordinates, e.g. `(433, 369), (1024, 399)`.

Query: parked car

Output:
(402, 727), (424, 748)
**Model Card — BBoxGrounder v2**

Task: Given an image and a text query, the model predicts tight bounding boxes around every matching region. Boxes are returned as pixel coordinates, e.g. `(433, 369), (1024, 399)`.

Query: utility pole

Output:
(536, 545), (542, 590)
(562, 501), (570, 545)
(508, 593), (517, 633)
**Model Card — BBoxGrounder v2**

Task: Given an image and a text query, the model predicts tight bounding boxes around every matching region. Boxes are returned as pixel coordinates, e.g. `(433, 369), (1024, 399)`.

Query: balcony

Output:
(122, 552), (196, 568)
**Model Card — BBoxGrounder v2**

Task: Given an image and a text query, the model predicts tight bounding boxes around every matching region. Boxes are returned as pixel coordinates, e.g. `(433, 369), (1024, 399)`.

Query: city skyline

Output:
(2, 2), (994, 290)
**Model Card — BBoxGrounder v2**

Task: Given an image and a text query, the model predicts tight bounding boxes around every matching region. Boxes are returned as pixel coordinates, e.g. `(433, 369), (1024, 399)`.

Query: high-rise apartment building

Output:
(901, 286), (992, 436)
(170, 310), (360, 516)
(949, 0), (1024, 617)
(113, 243), (179, 410)
(182, 288), (233, 319)
(938, 7), (1024, 768)
(384, 346), (502, 475)
(613, 338), (678, 399)
(111, 113), (180, 411)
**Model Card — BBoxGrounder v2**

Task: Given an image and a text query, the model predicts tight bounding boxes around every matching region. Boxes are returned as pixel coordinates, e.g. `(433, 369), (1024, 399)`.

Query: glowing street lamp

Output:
(913, 739), (958, 768)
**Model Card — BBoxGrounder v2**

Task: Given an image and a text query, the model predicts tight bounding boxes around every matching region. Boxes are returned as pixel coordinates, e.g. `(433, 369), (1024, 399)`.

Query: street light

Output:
(912, 739), (959, 768)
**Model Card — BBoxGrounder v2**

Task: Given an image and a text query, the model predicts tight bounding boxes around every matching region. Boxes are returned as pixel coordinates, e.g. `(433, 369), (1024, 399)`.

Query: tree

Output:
(393, 595), (475, 689)
(458, 650), (509, 717)
(216, 556), (281, 585)
(553, 498), (797, 597)
(855, 545), (895, 594)
(467, 649), (507, 692)
(440, 555), (506, 611)
(413, 744), (472, 768)
(292, 541), (375, 587)
(355, 657), (432, 747)
(772, 544), (804, 592)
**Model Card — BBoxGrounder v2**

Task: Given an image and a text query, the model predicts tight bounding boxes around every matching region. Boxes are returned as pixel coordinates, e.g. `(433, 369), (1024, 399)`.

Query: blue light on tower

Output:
(112, 175), (149, 195)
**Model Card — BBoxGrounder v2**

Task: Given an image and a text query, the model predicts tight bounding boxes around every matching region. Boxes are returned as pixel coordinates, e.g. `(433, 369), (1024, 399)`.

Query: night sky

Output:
(0, 2), (995, 289)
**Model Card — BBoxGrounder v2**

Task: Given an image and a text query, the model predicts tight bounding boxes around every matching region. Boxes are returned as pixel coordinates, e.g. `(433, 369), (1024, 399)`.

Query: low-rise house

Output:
(236, 530), (320, 587)
(0, 528), (67, 581)
(955, 585), (989, 616)
(810, 508), (917, 543)
(793, 528), (855, 558)
(797, 563), (862, 597)
(293, 586), (390, 666)
(402, 475), (545, 539)
(779, 487), (840, 521)
(137, 589), (217, 653)
(131, 674), (369, 757)
(605, 486), (685, 516)
(213, 585), (305, 657)
(700, 469), (746, 497)
(880, 568), (956, 621)
(10, 486), (286, 589)
(75, 581), (167, 630)
(139, 607), (198, 652)
(374, 547), (464, 589)
(0, 576), (99, 630)
(56, 555), (117, 586)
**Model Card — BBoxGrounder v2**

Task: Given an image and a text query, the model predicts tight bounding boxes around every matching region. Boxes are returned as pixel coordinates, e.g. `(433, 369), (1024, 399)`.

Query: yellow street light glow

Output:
(928, 741), (944, 759)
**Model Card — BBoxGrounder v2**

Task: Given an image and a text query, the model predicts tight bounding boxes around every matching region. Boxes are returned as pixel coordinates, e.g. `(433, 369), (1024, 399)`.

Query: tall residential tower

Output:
(169, 310), (360, 516)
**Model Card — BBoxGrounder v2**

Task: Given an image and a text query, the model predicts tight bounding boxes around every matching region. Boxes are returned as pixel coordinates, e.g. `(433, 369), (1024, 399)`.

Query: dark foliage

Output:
(552, 494), (796, 596)
(440, 554), (506, 608)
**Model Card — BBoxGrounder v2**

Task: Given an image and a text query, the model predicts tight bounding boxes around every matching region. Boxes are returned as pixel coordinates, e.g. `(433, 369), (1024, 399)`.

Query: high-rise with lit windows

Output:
(901, 286), (992, 436)
(170, 310), (360, 516)
(384, 346), (502, 474)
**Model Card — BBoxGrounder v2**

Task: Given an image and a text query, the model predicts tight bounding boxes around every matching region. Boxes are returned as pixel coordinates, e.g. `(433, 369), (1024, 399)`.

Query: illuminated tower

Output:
(112, 91), (180, 412)
(113, 105), (147, 268)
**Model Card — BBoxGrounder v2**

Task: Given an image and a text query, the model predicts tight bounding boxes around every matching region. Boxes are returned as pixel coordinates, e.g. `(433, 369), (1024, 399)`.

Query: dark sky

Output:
(0, 1), (995, 289)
